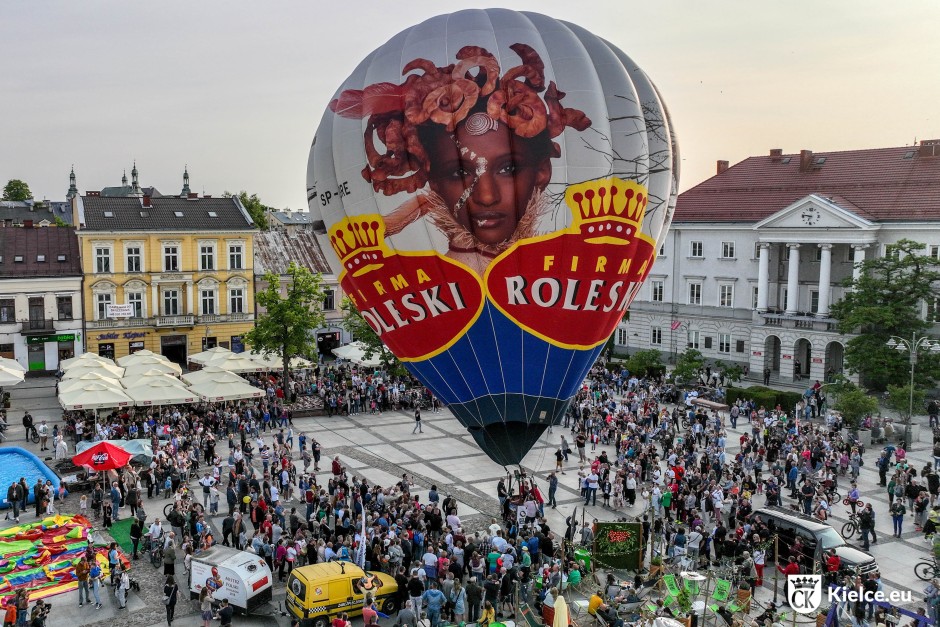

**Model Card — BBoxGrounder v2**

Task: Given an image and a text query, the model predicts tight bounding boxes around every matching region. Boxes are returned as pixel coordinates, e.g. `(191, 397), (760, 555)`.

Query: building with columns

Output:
(71, 168), (258, 364)
(620, 140), (940, 385)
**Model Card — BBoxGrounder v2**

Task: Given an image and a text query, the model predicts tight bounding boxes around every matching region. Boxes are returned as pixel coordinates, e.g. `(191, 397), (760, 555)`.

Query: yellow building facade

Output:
(73, 189), (257, 363)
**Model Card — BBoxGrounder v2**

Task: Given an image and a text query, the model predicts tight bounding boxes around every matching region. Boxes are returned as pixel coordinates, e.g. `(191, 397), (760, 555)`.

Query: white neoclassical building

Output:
(620, 141), (940, 385)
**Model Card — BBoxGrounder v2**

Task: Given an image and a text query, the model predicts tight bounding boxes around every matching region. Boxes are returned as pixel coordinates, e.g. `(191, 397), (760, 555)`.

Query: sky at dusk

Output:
(3, 1), (939, 211)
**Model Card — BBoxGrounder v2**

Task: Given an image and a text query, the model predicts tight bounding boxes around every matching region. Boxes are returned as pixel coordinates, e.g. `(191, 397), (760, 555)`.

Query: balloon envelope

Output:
(309, 9), (678, 465)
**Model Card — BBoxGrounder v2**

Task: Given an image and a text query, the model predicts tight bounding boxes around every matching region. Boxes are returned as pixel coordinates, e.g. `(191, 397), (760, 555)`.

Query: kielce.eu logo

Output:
(787, 574), (822, 614)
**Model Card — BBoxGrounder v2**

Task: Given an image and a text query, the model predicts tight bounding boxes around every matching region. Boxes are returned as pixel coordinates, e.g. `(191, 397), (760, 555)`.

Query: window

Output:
(690, 241), (703, 258)
(650, 280), (664, 303)
(126, 246), (142, 273)
(0, 299), (14, 323)
(718, 284), (734, 308)
(752, 286), (760, 309)
(228, 244), (243, 270)
(704, 336), (713, 349)
(36, 255), (45, 263)
(811, 290), (819, 314)
(688, 330), (700, 349)
(688, 282), (702, 305)
(754, 242), (762, 259)
(229, 288), (244, 314)
(736, 339), (746, 353)
(127, 293), (143, 318)
(95, 247), (111, 273)
(616, 328), (627, 345)
(57, 254), (66, 262)
(163, 245), (179, 271)
(813, 247), (823, 262)
(56, 296), (73, 320)
(323, 288), (335, 311)
(163, 290), (180, 316)
(885, 244), (900, 260)
(721, 241), (735, 259)
(201, 289), (216, 315)
(200, 245), (215, 271)
(96, 293), (112, 321)
(718, 333), (731, 354)
(931, 246), (940, 259)
(928, 298), (940, 323)
(651, 327), (662, 346)
(659, 244), (666, 257)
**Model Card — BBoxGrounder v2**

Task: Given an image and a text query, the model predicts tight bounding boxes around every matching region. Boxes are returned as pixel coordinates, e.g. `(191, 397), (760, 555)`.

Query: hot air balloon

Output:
(308, 9), (679, 466)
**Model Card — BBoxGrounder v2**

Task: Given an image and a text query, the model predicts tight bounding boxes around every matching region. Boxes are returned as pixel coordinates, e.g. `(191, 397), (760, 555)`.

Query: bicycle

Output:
(841, 510), (862, 539)
(146, 536), (164, 569)
(163, 496), (204, 518)
(26, 425), (40, 444)
(915, 558), (939, 581)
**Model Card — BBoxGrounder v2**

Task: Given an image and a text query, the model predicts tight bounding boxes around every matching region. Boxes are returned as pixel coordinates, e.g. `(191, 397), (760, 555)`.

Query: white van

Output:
(188, 545), (273, 614)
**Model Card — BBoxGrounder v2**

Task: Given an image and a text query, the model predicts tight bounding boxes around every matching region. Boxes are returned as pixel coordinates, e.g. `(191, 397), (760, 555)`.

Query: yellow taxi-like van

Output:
(286, 562), (399, 627)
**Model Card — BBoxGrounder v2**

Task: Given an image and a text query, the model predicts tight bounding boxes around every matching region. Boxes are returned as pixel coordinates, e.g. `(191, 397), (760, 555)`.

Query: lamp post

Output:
(886, 332), (940, 448)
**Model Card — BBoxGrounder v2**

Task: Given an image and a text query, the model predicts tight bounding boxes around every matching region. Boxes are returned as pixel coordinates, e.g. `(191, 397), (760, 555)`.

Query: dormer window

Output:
(57, 254), (66, 262)
(13, 256), (23, 263)
(36, 255), (45, 262)
(174, 211), (184, 217)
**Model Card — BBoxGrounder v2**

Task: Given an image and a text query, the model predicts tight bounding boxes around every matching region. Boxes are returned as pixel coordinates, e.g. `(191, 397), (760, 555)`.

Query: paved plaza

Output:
(1, 377), (936, 625)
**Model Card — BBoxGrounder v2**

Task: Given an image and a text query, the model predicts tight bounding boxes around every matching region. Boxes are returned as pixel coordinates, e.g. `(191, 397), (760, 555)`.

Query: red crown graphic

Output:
(567, 179), (649, 245)
(328, 215), (389, 277)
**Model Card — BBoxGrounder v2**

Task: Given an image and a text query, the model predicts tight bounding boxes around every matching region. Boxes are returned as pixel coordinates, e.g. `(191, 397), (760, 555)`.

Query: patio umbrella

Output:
(207, 353), (266, 373)
(122, 360), (182, 378)
(0, 356), (26, 372)
(71, 440), (132, 471)
(76, 439), (153, 465)
(126, 378), (198, 406)
(61, 352), (116, 370)
(332, 341), (388, 368)
(59, 381), (133, 410)
(116, 349), (167, 367)
(118, 354), (181, 374)
(58, 372), (122, 394)
(121, 370), (185, 389)
(181, 365), (245, 386)
(187, 376), (264, 402)
(189, 346), (234, 366)
(247, 351), (314, 370)
(62, 361), (124, 379)
(0, 365), (25, 387)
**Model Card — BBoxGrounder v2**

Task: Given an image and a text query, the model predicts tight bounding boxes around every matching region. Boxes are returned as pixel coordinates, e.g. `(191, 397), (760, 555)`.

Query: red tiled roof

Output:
(675, 145), (940, 223)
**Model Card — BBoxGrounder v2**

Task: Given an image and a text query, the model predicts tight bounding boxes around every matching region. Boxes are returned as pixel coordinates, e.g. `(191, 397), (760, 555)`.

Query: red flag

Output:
(670, 320), (682, 331)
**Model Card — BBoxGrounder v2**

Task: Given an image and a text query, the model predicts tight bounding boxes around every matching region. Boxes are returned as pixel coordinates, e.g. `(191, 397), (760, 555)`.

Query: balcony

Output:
(758, 312), (839, 332)
(21, 319), (55, 334)
(155, 315), (195, 327)
(197, 313), (254, 324)
(87, 317), (152, 330)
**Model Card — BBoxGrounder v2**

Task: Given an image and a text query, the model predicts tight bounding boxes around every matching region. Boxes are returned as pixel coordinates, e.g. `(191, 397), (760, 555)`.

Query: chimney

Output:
(919, 139), (940, 158)
(142, 195), (152, 208)
(188, 192), (198, 200)
(23, 219), (33, 228)
(799, 149), (813, 172)
(769, 148), (783, 160)
(203, 195), (212, 199)
(716, 160), (729, 174)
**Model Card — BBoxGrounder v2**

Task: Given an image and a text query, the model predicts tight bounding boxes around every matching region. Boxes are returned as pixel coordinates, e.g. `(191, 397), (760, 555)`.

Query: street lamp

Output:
(886, 332), (940, 448)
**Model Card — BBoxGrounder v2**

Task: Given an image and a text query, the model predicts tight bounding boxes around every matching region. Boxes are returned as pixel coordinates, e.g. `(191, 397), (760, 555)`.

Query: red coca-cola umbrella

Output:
(71, 441), (132, 471)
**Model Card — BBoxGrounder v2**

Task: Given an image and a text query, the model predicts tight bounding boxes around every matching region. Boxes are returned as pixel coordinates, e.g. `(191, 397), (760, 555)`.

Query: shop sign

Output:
(26, 334), (75, 345)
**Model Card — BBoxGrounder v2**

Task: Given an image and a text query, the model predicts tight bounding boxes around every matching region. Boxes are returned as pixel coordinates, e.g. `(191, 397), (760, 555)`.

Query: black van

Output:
(752, 506), (878, 576)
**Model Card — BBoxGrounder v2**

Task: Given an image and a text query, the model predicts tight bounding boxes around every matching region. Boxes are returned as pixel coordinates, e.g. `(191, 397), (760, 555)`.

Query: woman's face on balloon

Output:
(425, 120), (551, 246)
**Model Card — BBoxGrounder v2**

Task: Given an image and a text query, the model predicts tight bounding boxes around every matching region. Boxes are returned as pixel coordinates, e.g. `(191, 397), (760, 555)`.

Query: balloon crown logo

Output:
(329, 216), (389, 277)
(568, 179), (649, 245)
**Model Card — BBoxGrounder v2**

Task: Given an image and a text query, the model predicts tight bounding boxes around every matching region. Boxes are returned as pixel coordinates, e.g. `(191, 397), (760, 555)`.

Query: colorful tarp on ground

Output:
(0, 514), (129, 603)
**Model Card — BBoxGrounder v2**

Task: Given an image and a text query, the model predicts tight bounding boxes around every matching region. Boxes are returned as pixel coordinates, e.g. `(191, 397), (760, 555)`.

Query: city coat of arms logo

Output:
(787, 574), (822, 614)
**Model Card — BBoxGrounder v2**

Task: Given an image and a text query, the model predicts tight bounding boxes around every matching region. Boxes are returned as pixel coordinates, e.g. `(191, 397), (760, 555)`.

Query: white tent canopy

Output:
(59, 382), (133, 410)
(207, 353), (266, 373)
(118, 354), (181, 374)
(116, 349), (170, 367)
(332, 342), (389, 368)
(58, 372), (122, 394)
(62, 361), (125, 379)
(126, 378), (199, 406)
(120, 370), (185, 389)
(187, 377), (264, 402)
(122, 361), (182, 378)
(0, 365), (24, 387)
(181, 366), (246, 386)
(189, 347), (235, 366)
(247, 351), (314, 370)
(61, 352), (116, 370)
(0, 357), (26, 373)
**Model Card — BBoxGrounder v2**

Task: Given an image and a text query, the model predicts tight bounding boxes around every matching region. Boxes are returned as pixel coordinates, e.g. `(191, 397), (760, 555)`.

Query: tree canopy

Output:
(244, 263), (325, 398)
(340, 297), (405, 376)
(672, 348), (705, 384)
(224, 190), (270, 230)
(830, 239), (940, 391)
(2, 179), (32, 201)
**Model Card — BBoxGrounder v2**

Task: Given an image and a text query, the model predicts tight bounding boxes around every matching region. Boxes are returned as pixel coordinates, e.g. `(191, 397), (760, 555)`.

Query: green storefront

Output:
(25, 333), (78, 371)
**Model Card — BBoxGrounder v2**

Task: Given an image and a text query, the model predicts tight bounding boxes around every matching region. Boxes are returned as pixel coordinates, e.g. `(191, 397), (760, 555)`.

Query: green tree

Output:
(2, 179), (32, 201)
(339, 297), (405, 376)
(672, 349), (705, 384)
(830, 239), (940, 391)
(52, 216), (67, 227)
(833, 386), (879, 431)
(245, 263), (325, 399)
(224, 190), (270, 230)
(715, 360), (745, 386)
(884, 383), (925, 420)
(626, 349), (663, 378)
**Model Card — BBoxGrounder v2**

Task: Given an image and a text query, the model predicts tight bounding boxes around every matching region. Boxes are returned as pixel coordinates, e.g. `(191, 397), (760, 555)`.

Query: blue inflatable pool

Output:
(0, 447), (62, 508)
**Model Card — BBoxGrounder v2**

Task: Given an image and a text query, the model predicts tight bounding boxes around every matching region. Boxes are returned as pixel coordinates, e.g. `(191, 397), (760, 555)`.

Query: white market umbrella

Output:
(187, 376), (264, 402)
(126, 378), (198, 406)
(0, 365), (25, 387)
(181, 365), (246, 386)
(62, 361), (125, 379)
(332, 341), (388, 368)
(122, 361), (182, 378)
(58, 372), (122, 394)
(206, 353), (266, 373)
(189, 346), (235, 366)
(59, 382), (133, 410)
(61, 352), (116, 370)
(120, 370), (184, 389)
(247, 351), (313, 370)
(0, 357), (26, 373)
(116, 350), (175, 368)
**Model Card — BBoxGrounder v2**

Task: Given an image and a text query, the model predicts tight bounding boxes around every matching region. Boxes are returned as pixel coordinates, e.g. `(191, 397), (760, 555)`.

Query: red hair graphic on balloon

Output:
(330, 44), (591, 275)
